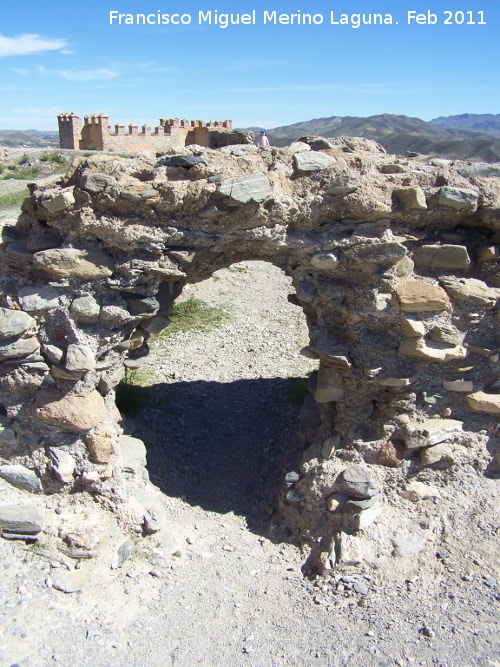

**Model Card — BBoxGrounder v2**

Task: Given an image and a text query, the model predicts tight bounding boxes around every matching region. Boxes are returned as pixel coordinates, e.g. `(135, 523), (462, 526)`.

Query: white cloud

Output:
(58, 68), (119, 81)
(0, 33), (67, 57)
(12, 67), (29, 75)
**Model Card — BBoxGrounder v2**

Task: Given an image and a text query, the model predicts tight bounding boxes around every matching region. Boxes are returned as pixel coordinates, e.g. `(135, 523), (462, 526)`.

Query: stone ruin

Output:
(1, 137), (500, 566)
(57, 113), (249, 153)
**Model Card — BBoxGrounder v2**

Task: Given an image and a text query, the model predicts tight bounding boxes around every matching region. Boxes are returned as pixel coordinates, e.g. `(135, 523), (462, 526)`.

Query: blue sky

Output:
(0, 0), (498, 130)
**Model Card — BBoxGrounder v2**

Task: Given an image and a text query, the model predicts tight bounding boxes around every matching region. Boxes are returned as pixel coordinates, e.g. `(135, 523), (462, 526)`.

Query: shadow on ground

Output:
(129, 377), (306, 538)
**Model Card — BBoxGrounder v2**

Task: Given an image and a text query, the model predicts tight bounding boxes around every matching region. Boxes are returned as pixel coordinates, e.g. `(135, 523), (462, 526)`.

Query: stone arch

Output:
(1, 140), (500, 565)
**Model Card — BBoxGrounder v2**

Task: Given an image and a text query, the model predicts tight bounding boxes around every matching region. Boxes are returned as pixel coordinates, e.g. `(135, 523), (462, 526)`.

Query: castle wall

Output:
(58, 114), (233, 152)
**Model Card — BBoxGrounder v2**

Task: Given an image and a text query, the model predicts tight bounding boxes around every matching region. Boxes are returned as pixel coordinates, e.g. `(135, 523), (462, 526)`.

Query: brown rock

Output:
(396, 280), (451, 312)
(32, 388), (107, 432)
(86, 428), (114, 463)
(376, 439), (405, 468)
(398, 338), (468, 362)
(33, 248), (114, 279)
(466, 391), (500, 414)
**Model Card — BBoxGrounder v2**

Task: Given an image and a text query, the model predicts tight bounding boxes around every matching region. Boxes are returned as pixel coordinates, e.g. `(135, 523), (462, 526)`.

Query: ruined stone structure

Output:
(58, 113), (234, 152)
(1, 137), (500, 566)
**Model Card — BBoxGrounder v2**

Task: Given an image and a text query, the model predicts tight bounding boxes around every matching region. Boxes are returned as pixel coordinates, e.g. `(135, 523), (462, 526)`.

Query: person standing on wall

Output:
(257, 129), (270, 147)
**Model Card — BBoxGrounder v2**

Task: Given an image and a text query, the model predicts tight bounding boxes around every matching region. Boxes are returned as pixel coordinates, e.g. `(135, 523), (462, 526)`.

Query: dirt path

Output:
(0, 262), (499, 667)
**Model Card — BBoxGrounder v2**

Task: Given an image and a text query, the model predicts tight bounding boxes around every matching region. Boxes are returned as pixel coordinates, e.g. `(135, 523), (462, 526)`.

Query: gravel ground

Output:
(0, 262), (499, 667)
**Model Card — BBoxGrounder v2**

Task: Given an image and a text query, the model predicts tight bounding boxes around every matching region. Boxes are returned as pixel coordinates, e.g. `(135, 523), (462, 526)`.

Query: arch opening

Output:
(122, 260), (319, 538)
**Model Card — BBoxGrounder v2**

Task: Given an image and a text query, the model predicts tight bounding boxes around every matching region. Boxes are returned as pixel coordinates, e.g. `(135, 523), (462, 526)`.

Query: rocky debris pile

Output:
(0, 137), (499, 567)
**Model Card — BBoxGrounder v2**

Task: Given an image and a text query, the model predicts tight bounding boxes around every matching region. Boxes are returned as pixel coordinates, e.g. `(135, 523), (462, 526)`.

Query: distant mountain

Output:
(0, 129), (59, 148)
(431, 114), (500, 138)
(260, 113), (500, 162)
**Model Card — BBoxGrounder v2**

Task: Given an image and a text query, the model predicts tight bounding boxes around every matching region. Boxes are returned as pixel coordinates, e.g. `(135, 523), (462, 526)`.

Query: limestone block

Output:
(396, 280), (451, 312)
(0, 336), (40, 361)
(218, 173), (271, 205)
(380, 163), (406, 174)
(0, 308), (36, 340)
(439, 276), (500, 308)
(18, 286), (60, 312)
(288, 142), (311, 154)
(314, 366), (345, 403)
(401, 318), (425, 338)
(403, 418), (463, 449)
(32, 389), (107, 432)
(310, 252), (339, 271)
(342, 242), (407, 265)
(420, 442), (454, 467)
(391, 255), (414, 278)
(377, 378), (412, 387)
(413, 245), (471, 270)
(42, 189), (75, 214)
(86, 428), (114, 463)
(399, 337), (467, 362)
(0, 505), (42, 536)
(293, 151), (336, 173)
(33, 249), (114, 279)
(437, 186), (479, 211)
(394, 187), (427, 209)
(0, 464), (42, 493)
(466, 391), (500, 414)
(70, 295), (100, 319)
(324, 175), (360, 195)
(80, 173), (116, 194)
(429, 324), (464, 345)
(121, 184), (158, 202)
(443, 380), (473, 392)
(66, 344), (96, 372)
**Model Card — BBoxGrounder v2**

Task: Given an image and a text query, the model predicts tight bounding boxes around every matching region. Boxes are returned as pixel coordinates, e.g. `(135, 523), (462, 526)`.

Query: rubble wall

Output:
(1, 138), (500, 562)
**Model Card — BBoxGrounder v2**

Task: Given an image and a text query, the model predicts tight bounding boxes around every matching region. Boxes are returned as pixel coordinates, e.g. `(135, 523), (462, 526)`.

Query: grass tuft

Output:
(115, 369), (150, 417)
(0, 188), (28, 210)
(159, 297), (231, 338)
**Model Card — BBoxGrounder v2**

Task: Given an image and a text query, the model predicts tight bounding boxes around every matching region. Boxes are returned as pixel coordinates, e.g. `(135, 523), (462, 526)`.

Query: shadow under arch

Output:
(131, 376), (309, 539)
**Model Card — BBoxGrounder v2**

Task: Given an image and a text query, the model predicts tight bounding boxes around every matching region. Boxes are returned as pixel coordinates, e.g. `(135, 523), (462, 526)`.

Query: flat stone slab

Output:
(324, 175), (360, 195)
(294, 151), (336, 173)
(0, 465), (42, 493)
(18, 286), (60, 312)
(336, 465), (380, 499)
(466, 391), (500, 414)
(403, 418), (463, 449)
(413, 245), (471, 270)
(0, 504), (42, 535)
(439, 276), (500, 307)
(396, 280), (451, 312)
(218, 173), (271, 205)
(33, 248), (114, 279)
(0, 308), (36, 340)
(437, 186), (479, 211)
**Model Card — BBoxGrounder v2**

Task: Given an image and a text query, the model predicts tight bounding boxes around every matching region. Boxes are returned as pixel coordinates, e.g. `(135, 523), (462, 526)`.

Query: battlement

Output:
(57, 113), (233, 151)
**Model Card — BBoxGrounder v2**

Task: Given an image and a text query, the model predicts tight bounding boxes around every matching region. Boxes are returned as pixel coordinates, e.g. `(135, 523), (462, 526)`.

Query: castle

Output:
(57, 113), (233, 152)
